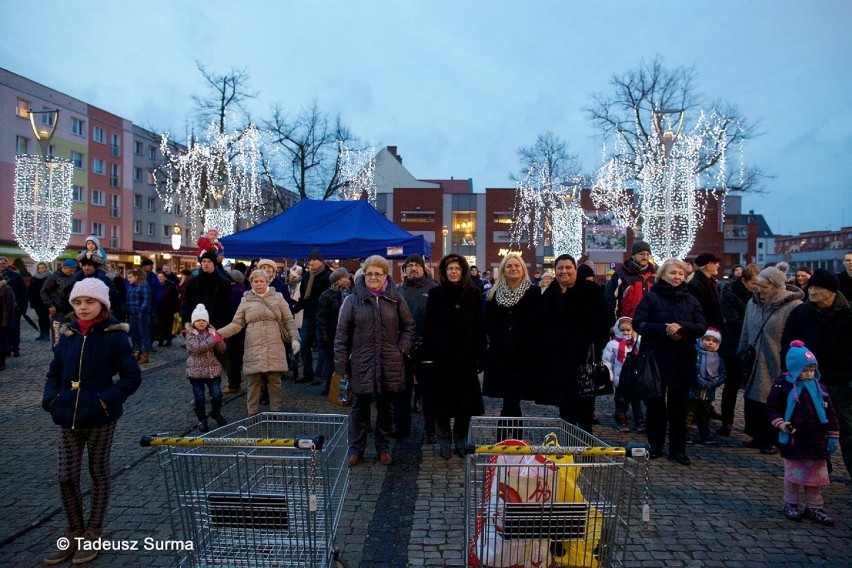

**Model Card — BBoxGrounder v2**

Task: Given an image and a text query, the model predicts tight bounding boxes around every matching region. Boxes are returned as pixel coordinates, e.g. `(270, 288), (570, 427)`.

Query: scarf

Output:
(303, 265), (325, 300)
(697, 348), (721, 379)
(77, 314), (108, 335)
(780, 374), (828, 444)
(615, 337), (635, 364)
(368, 279), (389, 298)
(495, 279), (531, 307)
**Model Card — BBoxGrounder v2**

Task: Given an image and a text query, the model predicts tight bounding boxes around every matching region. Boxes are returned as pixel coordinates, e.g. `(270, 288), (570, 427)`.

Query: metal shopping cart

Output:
(464, 416), (649, 568)
(140, 412), (349, 567)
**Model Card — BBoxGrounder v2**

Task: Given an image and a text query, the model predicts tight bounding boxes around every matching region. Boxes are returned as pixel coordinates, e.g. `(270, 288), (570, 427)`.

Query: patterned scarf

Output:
(495, 279), (531, 307)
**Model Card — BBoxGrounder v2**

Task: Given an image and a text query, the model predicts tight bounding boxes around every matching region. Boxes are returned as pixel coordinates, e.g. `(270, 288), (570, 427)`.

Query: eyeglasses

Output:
(405, 264), (422, 270)
(365, 272), (386, 279)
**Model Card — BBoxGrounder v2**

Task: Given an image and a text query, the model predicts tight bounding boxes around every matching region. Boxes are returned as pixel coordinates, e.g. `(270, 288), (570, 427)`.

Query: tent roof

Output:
(219, 199), (430, 260)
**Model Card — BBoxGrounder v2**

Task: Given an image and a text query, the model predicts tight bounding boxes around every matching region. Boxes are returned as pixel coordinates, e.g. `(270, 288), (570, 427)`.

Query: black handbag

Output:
(576, 343), (614, 398)
(740, 314), (770, 382)
(633, 348), (663, 400)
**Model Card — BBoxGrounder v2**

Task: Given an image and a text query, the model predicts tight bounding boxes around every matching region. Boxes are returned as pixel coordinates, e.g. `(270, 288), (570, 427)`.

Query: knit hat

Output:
(69, 278), (111, 310)
(702, 327), (722, 343)
(758, 266), (786, 289)
(808, 268), (839, 293)
(577, 264), (595, 280)
(199, 251), (218, 264)
(329, 267), (349, 284)
(140, 257), (154, 267)
(404, 254), (426, 270)
(308, 249), (324, 261)
(229, 270), (245, 284)
(191, 303), (210, 324)
(695, 252), (721, 267)
(62, 259), (78, 268)
(785, 340), (819, 381)
(775, 261), (790, 275)
(257, 258), (277, 271)
(289, 265), (303, 277)
(631, 241), (651, 256)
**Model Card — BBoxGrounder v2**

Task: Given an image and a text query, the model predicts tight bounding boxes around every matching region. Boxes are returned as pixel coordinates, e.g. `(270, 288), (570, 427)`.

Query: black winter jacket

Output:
(317, 286), (349, 349)
(42, 317), (141, 429)
(781, 293), (852, 387)
(687, 269), (724, 330)
(536, 280), (609, 407)
(294, 266), (332, 318)
(397, 274), (439, 340)
(720, 277), (752, 358)
(633, 280), (708, 390)
(483, 285), (541, 401)
(181, 270), (235, 329)
(40, 269), (75, 313)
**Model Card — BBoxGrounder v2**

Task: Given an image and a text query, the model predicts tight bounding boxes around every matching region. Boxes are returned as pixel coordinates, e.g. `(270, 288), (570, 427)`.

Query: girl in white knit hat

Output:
(184, 303), (227, 432)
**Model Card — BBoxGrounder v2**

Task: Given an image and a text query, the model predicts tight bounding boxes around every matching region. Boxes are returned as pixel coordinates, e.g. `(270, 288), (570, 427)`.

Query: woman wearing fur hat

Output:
(41, 279), (141, 565)
(738, 266), (804, 454)
(218, 269), (299, 415)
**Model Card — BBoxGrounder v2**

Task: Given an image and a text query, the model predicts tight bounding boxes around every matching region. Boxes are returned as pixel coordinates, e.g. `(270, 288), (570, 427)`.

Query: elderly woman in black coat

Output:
(483, 253), (540, 431)
(421, 253), (487, 459)
(335, 256), (415, 467)
(633, 258), (707, 465)
(536, 254), (609, 434)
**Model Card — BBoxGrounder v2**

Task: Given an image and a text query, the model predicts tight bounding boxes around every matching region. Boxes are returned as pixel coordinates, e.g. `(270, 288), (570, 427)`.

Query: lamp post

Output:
(442, 225), (448, 256)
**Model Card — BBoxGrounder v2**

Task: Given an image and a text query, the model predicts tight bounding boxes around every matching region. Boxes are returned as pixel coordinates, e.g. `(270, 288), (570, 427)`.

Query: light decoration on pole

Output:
(511, 162), (587, 259)
(337, 143), (377, 204)
(591, 109), (742, 264)
(13, 110), (74, 263)
(170, 224), (182, 251)
(155, 121), (265, 238)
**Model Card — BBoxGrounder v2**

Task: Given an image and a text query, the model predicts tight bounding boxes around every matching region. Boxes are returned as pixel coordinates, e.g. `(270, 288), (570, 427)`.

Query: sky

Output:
(2, 0), (851, 236)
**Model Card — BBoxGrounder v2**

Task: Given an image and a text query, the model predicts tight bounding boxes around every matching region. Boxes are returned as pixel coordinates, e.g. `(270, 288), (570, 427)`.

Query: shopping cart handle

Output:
(625, 441), (651, 458)
(139, 435), (325, 450)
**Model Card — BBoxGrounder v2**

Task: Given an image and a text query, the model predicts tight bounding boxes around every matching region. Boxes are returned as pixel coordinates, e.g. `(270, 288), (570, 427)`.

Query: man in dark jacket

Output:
(292, 249), (332, 384)
(688, 252), (724, 330)
(396, 254), (440, 441)
(316, 268), (352, 394)
(838, 251), (852, 301)
(0, 257), (28, 357)
(68, 256), (120, 319)
(605, 241), (656, 322)
(781, 269), (852, 479)
(41, 259), (78, 346)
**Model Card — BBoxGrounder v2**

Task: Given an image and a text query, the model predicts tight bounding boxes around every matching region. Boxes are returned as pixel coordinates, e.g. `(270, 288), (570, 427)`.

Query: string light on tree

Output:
(13, 155), (74, 263)
(337, 142), (377, 204)
(591, 109), (743, 263)
(550, 189), (586, 259)
(204, 208), (236, 237)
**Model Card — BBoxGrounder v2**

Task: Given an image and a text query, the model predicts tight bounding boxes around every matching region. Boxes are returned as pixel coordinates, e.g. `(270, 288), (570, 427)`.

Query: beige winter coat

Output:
(219, 290), (298, 375)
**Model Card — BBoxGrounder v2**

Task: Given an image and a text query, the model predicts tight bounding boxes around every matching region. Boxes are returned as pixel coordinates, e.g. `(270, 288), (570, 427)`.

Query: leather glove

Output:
(291, 340), (301, 355)
(778, 421), (796, 434)
(827, 438), (839, 455)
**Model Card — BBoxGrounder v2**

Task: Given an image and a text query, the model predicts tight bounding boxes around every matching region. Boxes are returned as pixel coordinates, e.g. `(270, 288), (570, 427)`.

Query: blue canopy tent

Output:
(219, 199), (430, 259)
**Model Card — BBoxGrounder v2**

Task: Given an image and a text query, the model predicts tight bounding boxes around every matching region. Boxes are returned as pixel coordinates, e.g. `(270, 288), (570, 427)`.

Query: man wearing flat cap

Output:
(782, 268), (852, 479)
(292, 249), (333, 384)
(606, 240), (656, 321)
(68, 254), (120, 316)
(688, 252), (724, 330)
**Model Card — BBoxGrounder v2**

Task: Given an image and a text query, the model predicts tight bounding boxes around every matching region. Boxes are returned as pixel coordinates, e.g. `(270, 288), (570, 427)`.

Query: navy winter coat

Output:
(766, 374), (839, 460)
(42, 317), (141, 429)
(335, 276), (415, 395)
(633, 280), (708, 389)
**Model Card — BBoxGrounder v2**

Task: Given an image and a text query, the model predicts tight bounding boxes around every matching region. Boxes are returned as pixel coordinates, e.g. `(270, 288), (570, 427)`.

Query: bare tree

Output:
(192, 61), (258, 135)
(265, 101), (357, 200)
(585, 56), (765, 192)
(512, 132), (582, 190)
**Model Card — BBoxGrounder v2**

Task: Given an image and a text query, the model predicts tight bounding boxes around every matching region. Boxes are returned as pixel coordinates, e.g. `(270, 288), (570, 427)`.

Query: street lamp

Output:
(171, 223), (182, 251)
(442, 225), (448, 256)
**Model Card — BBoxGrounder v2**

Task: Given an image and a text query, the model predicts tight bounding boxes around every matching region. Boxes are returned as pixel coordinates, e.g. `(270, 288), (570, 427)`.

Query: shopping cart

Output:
(140, 412), (349, 567)
(464, 416), (649, 568)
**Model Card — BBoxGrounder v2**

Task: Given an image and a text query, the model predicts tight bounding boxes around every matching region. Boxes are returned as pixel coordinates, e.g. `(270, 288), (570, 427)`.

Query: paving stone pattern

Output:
(0, 316), (850, 567)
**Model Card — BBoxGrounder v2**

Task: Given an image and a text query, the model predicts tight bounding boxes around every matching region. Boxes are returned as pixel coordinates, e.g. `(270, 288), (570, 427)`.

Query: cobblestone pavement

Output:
(1, 316), (850, 567)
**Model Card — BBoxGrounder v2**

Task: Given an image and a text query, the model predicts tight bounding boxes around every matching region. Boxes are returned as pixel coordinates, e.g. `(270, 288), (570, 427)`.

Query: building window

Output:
(162, 225), (172, 238)
(47, 144), (55, 157)
(147, 171), (156, 185)
(71, 117), (85, 136)
(110, 133), (120, 157)
(110, 164), (120, 187)
(92, 158), (105, 175)
(110, 225), (120, 250)
(41, 108), (55, 126)
(400, 211), (435, 223)
(91, 222), (104, 238)
(16, 98), (30, 118)
(15, 135), (29, 154)
(147, 222), (155, 236)
(147, 197), (156, 211)
(149, 146), (157, 160)
(91, 189), (105, 206)
(71, 184), (84, 202)
(71, 151), (84, 169)
(71, 219), (83, 234)
(134, 140), (143, 155)
(758, 242), (764, 249)
(92, 126), (105, 144)
(110, 194), (120, 218)
(493, 212), (514, 225)
(452, 211), (476, 246)
(134, 194), (142, 208)
(134, 220), (142, 234)
(134, 167), (143, 182)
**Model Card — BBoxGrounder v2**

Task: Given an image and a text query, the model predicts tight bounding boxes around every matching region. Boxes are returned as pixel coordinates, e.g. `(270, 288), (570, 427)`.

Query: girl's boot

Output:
(210, 399), (227, 426)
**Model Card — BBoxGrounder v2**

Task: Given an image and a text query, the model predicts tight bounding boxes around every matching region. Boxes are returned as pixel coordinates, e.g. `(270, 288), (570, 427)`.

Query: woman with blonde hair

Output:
(483, 253), (540, 432)
(219, 269), (299, 415)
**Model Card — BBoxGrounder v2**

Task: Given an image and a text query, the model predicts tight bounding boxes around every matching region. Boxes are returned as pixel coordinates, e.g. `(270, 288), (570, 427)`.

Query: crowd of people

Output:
(1, 232), (850, 563)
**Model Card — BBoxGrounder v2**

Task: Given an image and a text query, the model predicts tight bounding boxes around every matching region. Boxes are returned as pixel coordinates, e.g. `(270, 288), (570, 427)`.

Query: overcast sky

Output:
(2, 0), (850, 235)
